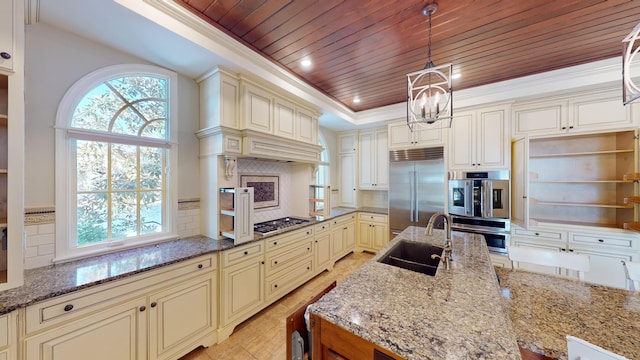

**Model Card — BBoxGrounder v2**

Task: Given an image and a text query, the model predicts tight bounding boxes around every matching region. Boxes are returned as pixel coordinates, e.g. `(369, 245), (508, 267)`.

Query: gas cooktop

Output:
(254, 217), (310, 235)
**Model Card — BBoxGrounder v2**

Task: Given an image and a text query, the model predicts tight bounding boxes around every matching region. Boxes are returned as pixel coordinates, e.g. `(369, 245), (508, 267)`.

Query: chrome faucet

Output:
(425, 212), (453, 270)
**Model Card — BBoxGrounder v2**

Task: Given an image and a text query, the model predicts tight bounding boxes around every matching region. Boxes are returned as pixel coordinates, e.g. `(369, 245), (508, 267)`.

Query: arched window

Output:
(55, 64), (178, 261)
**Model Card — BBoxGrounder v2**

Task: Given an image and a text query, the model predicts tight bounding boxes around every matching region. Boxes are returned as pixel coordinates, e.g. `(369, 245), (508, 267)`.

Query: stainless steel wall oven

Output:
(448, 171), (510, 254)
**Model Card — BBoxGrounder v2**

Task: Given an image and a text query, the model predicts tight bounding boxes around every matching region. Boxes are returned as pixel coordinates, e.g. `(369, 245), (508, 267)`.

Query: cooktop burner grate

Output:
(254, 217), (310, 235)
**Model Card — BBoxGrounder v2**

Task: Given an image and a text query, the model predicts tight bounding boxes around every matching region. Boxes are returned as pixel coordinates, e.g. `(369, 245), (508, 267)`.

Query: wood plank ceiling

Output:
(175, 0), (640, 112)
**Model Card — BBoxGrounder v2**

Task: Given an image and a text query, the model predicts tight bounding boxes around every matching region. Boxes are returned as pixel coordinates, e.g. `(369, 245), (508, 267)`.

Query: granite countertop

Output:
(496, 267), (640, 359)
(0, 207), (387, 316)
(0, 235), (234, 315)
(309, 226), (521, 359)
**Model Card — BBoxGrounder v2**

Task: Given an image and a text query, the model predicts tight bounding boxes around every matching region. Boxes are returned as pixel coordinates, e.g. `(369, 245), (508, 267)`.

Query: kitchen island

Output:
(309, 226), (521, 359)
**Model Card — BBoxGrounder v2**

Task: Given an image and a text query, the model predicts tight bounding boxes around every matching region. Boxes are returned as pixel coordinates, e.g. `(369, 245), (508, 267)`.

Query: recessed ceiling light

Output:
(301, 58), (312, 67)
(353, 97), (361, 103)
(452, 73), (462, 79)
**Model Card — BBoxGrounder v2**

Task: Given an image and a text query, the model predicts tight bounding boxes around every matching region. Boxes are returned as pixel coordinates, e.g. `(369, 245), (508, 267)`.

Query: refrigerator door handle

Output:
(414, 171), (419, 223)
(409, 171), (415, 222)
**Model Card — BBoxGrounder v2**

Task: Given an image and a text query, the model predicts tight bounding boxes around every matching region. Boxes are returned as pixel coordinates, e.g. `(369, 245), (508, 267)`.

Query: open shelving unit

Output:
(309, 185), (330, 217)
(219, 187), (254, 244)
(527, 130), (637, 229)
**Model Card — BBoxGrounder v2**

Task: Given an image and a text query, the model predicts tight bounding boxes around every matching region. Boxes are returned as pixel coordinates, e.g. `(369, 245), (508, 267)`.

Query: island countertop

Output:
(309, 226), (521, 359)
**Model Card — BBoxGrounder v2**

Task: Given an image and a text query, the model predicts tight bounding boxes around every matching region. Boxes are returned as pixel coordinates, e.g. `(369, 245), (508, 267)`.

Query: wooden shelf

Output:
(530, 179), (631, 184)
(624, 222), (640, 231)
(220, 231), (236, 239)
(533, 218), (620, 229)
(531, 198), (633, 209)
(309, 198), (325, 202)
(623, 173), (640, 181)
(309, 211), (324, 217)
(220, 209), (235, 216)
(530, 149), (634, 158)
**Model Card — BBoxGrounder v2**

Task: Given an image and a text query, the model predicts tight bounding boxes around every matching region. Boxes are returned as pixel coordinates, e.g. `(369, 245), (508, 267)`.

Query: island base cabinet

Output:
(310, 313), (402, 360)
(24, 297), (148, 360)
(149, 274), (217, 360)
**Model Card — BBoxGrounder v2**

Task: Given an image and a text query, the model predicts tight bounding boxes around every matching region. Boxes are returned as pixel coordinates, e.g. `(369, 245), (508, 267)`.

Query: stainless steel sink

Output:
(378, 240), (443, 276)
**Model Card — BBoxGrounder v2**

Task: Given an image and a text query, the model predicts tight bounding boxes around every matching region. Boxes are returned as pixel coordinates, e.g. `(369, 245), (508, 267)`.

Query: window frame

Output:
(54, 64), (179, 262)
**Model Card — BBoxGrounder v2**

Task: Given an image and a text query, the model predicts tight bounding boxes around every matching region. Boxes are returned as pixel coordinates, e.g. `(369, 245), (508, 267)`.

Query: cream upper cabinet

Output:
(273, 98), (296, 139)
(512, 88), (635, 138)
(296, 107), (318, 144)
(388, 120), (444, 149)
(198, 67), (239, 129)
(337, 131), (357, 207)
(0, 0), (14, 72)
(448, 105), (510, 170)
(359, 128), (388, 189)
(241, 82), (273, 133)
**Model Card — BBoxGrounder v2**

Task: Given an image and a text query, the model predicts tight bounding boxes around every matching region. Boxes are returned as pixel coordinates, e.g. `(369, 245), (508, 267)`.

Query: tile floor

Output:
(179, 251), (374, 360)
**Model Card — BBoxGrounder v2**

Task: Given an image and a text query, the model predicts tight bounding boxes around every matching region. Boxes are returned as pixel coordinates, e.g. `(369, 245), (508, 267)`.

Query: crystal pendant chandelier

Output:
(407, 2), (453, 131)
(623, 22), (640, 105)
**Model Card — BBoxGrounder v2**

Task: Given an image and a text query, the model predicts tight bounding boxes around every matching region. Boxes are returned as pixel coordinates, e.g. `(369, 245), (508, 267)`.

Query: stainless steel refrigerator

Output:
(389, 146), (446, 239)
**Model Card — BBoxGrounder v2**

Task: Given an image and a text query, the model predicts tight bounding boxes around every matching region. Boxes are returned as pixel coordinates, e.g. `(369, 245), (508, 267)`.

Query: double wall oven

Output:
(448, 170), (510, 254)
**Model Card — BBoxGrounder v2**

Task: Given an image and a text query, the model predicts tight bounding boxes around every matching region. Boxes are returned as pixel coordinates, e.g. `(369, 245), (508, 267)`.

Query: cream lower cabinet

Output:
(0, 312), (16, 360)
(510, 225), (639, 289)
(24, 297), (148, 360)
(314, 223), (332, 271)
(357, 213), (388, 252)
(330, 214), (356, 261)
(218, 241), (265, 341)
(22, 255), (217, 360)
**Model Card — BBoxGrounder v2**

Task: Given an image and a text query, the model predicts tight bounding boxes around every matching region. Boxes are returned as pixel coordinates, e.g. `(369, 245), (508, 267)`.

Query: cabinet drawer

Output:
(26, 255), (215, 334)
(569, 233), (634, 250)
(221, 241), (264, 267)
(513, 228), (565, 241)
(314, 222), (330, 234)
(265, 227), (313, 251)
(358, 213), (387, 223)
(265, 258), (314, 301)
(331, 214), (356, 227)
(265, 240), (313, 277)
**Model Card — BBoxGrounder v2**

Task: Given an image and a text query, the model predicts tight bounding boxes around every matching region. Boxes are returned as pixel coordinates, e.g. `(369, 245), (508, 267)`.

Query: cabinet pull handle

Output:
(151, 302), (157, 308)
(569, 126), (574, 129)
(139, 306), (146, 312)
(0, 52), (10, 60)
(244, 251), (248, 255)
(64, 304), (73, 312)
(197, 264), (203, 269)
(598, 239), (604, 243)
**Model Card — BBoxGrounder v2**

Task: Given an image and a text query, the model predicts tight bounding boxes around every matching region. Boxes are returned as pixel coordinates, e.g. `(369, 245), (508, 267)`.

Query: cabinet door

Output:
(273, 99), (296, 139)
(414, 122), (445, 146)
(338, 153), (357, 207)
(242, 84), (272, 133)
(569, 92), (633, 132)
(24, 297), (147, 360)
(220, 260), (264, 327)
(448, 112), (475, 169)
(314, 232), (332, 271)
(512, 102), (564, 137)
(476, 108), (508, 169)
(344, 222), (356, 250)
(388, 121), (414, 149)
(372, 224), (389, 250)
(330, 227), (345, 260)
(375, 130), (388, 188)
(358, 222), (373, 249)
(0, 0), (13, 72)
(338, 132), (357, 153)
(297, 108), (317, 144)
(148, 274), (216, 360)
(358, 132), (375, 188)
(572, 248), (632, 289)
(511, 137), (529, 228)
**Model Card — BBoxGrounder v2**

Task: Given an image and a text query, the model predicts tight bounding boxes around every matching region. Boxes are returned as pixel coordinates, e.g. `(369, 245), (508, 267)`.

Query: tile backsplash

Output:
(237, 159), (292, 223)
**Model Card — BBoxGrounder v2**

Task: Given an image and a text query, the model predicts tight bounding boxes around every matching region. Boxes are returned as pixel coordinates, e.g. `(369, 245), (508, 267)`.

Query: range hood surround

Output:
(196, 125), (323, 164)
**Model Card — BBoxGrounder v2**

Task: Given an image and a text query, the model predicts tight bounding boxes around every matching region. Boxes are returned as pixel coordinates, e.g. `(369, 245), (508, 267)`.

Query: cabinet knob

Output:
(307, 247), (310, 251)
(569, 249), (574, 252)
(315, 240), (318, 243)
(244, 251), (248, 255)
(561, 248), (567, 251)
(569, 126), (574, 129)
(139, 306), (146, 312)
(274, 260), (278, 264)
(273, 241), (278, 246)
(197, 264), (203, 269)
(598, 239), (604, 243)
(0, 52), (10, 60)
(274, 284), (278, 288)
(150, 302), (157, 308)
(561, 126), (567, 130)
(307, 266), (310, 270)
(261, 261), (265, 265)
(535, 232), (539, 236)
(243, 189), (248, 192)
(307, 231), (311, 235)
(64, 304), (74, 312)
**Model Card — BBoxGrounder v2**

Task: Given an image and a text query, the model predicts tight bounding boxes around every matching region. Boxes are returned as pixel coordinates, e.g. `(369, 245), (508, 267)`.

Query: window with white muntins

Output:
(55, 64), (178, 261)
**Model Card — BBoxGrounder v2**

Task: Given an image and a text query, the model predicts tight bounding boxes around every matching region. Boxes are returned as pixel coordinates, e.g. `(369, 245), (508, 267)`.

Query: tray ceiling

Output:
(175, 0), (640, 112)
